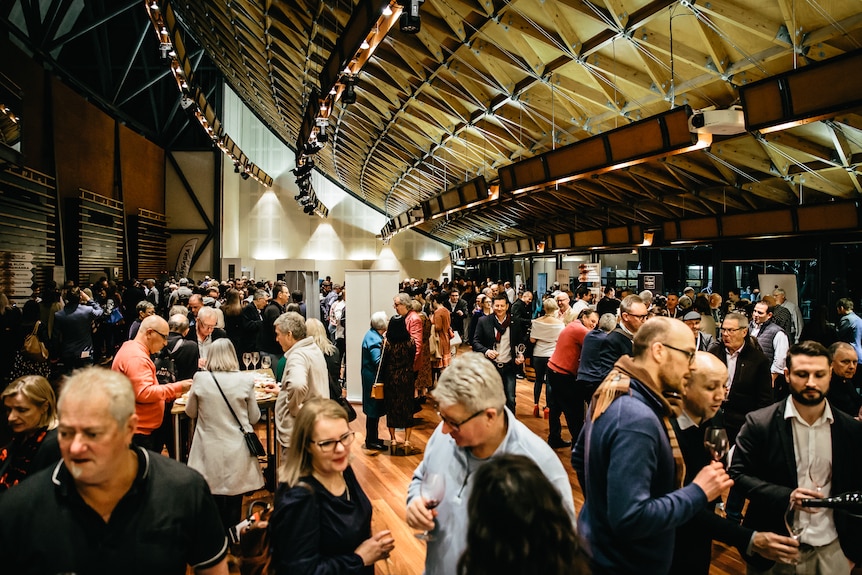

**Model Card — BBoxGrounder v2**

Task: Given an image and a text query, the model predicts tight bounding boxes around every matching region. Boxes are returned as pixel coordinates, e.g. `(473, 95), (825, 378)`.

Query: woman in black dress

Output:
(270, 398), (394, 574)
(383, 295), (419, 455)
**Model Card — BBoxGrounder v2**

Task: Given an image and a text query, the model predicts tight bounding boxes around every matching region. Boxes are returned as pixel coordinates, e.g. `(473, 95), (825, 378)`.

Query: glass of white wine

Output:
(251, 351), (260, 370)
(784, 500), (805, 564)
(242, 352), (252, 371)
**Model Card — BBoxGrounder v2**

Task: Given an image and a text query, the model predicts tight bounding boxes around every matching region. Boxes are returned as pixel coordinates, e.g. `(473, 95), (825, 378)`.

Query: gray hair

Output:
(274, 311), (307, 340)
(638, 290), (653, 306)
(197, 306), (218, 323)
(598, 313), (617, 332)
(58, 367), (135, 426)
(394, 292), (412, 307)
(169, 304), (189, 317)
(253, 289), (268, 301)
(433, 352), (505, 413)
(370, 311), (388, 331)
(135, 300), (154, 315)
(772, 288), (786, 297)
(205, 338), (240, 371)
(619, 294), (645, 315)
(168, 313), (189, 334)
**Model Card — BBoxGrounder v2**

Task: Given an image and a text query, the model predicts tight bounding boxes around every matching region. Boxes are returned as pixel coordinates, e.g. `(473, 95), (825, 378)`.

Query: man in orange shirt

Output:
(112, 315), (191, 453)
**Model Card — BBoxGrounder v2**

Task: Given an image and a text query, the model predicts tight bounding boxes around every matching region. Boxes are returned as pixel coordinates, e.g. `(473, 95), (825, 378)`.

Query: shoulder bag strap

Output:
(209, 371), (247, 434)
(373, 336), (386, 382)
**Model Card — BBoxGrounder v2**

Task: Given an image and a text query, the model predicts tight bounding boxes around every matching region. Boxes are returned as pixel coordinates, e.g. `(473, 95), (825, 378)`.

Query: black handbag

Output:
(209, 372), (267, 457)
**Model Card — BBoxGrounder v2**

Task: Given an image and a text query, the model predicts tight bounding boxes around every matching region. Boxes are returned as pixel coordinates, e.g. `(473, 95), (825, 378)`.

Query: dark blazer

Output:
(239, 303), (263, 354)
(729, 399), (862, 570)
(166, 332), (199, 380)
(596, 327), (633, 381)
(471, 313), (526, 360)
(444, 298), (469, 333)
(708, 338), (773, 442)
(670, 413), (753, 575)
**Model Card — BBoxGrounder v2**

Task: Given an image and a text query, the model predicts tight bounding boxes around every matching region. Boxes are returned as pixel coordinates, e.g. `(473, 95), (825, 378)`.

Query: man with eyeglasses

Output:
(707, 312), (773, 445)
(573, 317), (732, 574)
(406, 352), (573, 575)
(186, 306), (227, 369)
(112, 315), (192, 452)
(594, 294), (649, 381)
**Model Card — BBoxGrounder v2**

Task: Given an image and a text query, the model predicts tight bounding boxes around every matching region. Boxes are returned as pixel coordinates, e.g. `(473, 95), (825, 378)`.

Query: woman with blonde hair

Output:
(186, 338), (263, 532)
(306, 318), (342, 400)
(271, 398), (395, 573)
(530, 297), (564, 418)
(0, 375), (60, 491)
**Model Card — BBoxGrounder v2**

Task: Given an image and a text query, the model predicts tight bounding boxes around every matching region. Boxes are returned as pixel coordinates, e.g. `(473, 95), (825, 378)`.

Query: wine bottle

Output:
(801, 491), (862, 511)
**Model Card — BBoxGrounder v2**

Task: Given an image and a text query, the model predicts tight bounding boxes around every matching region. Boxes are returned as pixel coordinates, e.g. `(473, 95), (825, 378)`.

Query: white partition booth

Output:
(344, 269), (400, 402)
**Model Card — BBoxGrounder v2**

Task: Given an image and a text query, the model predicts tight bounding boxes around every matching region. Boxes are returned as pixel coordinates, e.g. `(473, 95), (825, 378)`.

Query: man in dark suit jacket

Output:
(444, 288), (469, 337)
(729, 341), (862, 573)
(595, 294), (648, 380)
(670, 352), (798, 574)
(184, 306), (226, 369)
(239, 290), (267, 362)
(707, 312), (773, 444)
(472, 294), (526, 412)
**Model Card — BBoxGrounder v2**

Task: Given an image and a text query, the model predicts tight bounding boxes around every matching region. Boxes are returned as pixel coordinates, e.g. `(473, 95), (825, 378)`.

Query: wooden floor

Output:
(342, 367), (748, 575)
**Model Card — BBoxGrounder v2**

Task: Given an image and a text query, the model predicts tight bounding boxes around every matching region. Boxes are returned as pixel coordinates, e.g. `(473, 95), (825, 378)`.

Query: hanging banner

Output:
(175, 238), (198, 279)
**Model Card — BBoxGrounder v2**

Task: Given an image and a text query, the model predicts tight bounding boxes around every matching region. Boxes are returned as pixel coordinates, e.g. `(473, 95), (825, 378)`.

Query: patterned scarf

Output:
(493, 314), (511, 343)
(589, 357), (686, 489)
(0, 428), (49, 492)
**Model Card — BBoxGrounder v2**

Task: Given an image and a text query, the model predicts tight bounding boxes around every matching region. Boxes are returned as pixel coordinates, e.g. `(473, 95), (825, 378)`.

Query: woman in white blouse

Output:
(186, 338), (264, 532)
(529, 298), (565, 418)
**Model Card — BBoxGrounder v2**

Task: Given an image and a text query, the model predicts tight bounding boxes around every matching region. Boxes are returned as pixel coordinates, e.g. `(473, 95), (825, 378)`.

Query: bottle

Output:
(801, 491), (862, 511)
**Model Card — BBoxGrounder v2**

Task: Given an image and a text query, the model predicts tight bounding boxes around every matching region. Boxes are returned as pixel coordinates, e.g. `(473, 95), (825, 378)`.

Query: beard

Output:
(790, 387), (826, 406)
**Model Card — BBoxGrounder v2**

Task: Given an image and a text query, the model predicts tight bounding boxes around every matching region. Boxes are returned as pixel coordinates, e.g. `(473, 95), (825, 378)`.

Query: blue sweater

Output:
(573, 378), (707, 574)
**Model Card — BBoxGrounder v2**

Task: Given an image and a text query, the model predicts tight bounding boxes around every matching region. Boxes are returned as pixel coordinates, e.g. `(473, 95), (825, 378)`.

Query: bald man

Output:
(113, 315), (192, 452)
(670, 352), (799, 574)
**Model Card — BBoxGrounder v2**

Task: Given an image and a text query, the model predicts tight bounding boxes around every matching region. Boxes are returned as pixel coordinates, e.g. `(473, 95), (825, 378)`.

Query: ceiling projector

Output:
(688, 106), (746, 135)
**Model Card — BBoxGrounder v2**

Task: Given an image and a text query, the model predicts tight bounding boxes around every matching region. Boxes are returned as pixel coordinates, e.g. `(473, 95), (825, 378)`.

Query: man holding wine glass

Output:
(670, 352), (800, 574)
(572, 317), (733, 575)
(405, 351), (572, 575)
(729, 341), (862, 574)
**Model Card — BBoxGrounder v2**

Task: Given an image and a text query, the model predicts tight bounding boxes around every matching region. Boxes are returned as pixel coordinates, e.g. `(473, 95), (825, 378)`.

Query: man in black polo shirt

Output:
(0, 367), (228, 575)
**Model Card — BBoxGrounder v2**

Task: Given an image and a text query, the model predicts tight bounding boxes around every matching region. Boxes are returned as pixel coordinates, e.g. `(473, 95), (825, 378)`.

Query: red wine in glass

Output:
(416, 473), (445, 541)
(704, 427), (729, 462)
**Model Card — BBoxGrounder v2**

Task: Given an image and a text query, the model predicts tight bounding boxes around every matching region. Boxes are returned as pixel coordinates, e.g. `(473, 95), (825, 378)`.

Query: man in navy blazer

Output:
(472, 294), (526, 412)
(594, 294), (648, 380)
(729, 341), (862, 573)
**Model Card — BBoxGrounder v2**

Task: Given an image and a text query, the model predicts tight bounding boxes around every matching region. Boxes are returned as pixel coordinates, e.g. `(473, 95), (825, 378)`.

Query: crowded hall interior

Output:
(2, 0), (862, 573)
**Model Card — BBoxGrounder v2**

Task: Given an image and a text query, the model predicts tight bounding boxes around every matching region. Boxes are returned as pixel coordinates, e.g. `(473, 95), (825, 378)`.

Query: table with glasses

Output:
(170, 369), (279, 482)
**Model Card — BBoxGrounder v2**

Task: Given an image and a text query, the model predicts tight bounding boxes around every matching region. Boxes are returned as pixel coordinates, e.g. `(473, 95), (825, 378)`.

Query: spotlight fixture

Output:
(360, 39), (370, 50)
(382, 4), (393, 16)
(241, 171), (250, 180)
(399, 0), (423, 33)
(341, 75), (357, 105)
(302, 141), (324, 155)
(303, 204), (315, 214)
(234, 163), (241, 174)
(315, 117), (329, 144)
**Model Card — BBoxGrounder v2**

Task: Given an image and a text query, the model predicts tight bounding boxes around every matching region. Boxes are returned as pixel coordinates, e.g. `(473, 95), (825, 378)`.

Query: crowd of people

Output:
(1, 272), (861, 574)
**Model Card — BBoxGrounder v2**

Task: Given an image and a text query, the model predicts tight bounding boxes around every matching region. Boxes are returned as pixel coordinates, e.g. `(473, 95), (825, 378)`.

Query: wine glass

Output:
(703, 427), (729, 463)
(261, 355), (272, 373)
(415, 473), (446, 541)
(251, 351), (261, 370)
(242, 352), (252, 371)
(515, 343), (526, 363)
(809, 457), (832, 493)
(784, 500), (805, 563)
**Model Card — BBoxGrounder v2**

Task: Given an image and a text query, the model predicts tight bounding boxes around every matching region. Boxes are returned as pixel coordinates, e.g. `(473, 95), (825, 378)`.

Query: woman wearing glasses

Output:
(271, 398), (395, 574)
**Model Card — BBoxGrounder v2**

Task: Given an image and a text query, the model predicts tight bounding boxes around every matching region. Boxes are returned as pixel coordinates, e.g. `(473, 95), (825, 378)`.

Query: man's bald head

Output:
(683, 352), (728, 424)
(137, 315), (169, 355)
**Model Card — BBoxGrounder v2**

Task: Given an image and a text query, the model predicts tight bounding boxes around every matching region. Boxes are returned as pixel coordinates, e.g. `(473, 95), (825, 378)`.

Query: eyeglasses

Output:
(720, 326), (745, 333)
(310, 431), (355, 452)
(625, 313), (648, 320)
(662, 343), (696, 365)
(150, 329), (168, 340)
(437, 408), (488, 432)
